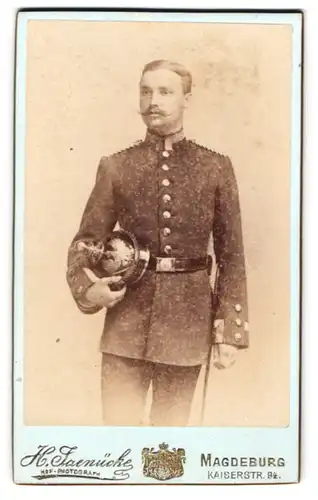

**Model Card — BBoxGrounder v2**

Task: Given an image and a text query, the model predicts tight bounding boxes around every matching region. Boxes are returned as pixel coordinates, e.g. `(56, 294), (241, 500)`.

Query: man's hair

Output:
(141, 60), (192, 94)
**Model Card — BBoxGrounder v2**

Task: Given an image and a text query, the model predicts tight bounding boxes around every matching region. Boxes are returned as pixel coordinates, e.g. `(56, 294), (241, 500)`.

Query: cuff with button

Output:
(66, 265), (102, 314)
(213, 303), (249, 348)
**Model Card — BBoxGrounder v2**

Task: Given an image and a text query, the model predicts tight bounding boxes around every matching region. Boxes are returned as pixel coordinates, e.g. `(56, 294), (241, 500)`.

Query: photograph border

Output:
(13, 8), (303, 485)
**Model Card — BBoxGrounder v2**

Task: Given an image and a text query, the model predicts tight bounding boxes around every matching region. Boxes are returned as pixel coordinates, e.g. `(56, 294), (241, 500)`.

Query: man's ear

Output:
(183, 92), (192, 109)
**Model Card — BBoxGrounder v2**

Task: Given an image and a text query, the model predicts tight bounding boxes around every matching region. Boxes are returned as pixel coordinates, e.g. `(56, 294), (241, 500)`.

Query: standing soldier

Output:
(66, 60), (249, 426)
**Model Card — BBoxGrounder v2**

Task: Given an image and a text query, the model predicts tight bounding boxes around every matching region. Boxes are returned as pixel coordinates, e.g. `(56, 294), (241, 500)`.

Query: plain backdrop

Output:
(1, 0), (317, 498)
(23, 19), (292, 427)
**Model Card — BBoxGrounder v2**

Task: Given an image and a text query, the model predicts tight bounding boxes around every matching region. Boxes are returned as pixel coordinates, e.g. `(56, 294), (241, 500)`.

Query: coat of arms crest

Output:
(142, 442), (186, 481)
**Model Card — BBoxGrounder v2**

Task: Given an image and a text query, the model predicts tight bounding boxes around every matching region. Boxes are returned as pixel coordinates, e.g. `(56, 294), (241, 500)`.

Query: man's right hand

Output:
(83, 268), (127, 309)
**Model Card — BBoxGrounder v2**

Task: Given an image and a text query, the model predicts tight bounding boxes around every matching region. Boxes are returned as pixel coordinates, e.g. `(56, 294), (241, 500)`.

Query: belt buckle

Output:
(156, 257), (176, 272)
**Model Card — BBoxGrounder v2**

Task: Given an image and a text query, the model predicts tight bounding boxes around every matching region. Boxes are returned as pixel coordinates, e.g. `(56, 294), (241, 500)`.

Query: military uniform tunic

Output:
(67, 131), (249, 366)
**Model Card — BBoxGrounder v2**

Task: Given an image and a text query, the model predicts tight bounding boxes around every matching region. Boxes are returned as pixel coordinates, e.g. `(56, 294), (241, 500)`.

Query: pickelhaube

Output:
(77, 229), (150, 287)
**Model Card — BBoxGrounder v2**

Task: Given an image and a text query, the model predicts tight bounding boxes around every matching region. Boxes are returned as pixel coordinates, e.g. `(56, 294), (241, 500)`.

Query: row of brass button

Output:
(161, 151), (172, 255)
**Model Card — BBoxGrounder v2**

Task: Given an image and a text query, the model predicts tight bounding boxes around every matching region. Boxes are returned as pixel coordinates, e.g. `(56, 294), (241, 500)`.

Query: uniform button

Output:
(235, 304), (242, 312)
(164, 245), (172, 254)
(163, 227), (171, 236)
(77, 285), (84, 294)
(162, 151), (169, 158)
(163, 211), (171, 219)
(163, 194), (171, 203)
(76, 241), (86, 251)
(235, 318), (242, 327)
(162, 179), (170, 187)
(162, 164), (169, 171)
(234, 332), (242, 342)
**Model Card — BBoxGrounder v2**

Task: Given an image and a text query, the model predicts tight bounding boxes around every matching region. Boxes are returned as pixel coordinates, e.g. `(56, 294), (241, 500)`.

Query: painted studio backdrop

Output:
(23, 20), (292, 426)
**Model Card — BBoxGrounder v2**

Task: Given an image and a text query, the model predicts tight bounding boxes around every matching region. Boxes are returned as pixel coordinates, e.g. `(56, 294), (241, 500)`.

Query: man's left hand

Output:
(213, 344), (238, 370)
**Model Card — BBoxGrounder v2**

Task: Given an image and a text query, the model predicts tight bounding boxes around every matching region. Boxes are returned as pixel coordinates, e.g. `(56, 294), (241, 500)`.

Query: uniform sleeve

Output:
(66, 156), (118, 314)
(212, 156), (249, 348)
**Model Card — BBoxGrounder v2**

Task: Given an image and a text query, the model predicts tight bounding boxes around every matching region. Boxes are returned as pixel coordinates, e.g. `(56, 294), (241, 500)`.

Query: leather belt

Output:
(148, 256), (208, 273)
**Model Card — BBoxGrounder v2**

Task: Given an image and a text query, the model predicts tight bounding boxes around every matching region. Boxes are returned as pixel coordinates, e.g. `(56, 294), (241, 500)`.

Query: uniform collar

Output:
(144, 128), (185, 151)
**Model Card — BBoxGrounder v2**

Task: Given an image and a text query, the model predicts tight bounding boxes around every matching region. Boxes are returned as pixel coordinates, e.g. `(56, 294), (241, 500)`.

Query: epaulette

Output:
(110, 139), (143, 157)
(188, 139), (227, 159)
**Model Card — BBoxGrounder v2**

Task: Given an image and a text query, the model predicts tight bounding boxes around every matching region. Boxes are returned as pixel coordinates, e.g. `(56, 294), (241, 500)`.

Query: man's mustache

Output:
(139, 108), (167, 117)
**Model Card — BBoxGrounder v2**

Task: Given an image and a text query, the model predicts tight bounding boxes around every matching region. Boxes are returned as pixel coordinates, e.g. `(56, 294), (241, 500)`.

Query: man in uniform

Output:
(66, 60), (249, 426)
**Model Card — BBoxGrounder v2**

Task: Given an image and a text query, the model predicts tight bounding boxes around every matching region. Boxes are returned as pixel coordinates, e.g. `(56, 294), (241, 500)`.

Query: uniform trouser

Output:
(101, 353), (202, 426)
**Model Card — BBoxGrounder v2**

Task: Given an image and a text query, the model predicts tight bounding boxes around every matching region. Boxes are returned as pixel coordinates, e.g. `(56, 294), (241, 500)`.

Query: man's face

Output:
(139, 69), (190, 135)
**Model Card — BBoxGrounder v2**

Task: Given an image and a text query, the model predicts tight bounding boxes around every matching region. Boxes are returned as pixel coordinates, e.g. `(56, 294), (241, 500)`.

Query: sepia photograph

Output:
(12, 8), (302, 485)
(19, 15), (298, 429)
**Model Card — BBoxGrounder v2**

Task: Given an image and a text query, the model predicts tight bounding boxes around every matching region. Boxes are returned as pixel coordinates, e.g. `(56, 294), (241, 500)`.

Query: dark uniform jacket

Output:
(66, 131), (249, 366)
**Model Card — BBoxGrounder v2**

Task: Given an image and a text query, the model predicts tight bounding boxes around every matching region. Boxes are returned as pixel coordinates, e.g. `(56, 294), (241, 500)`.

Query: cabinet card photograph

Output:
(14, 10), (302, 484)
